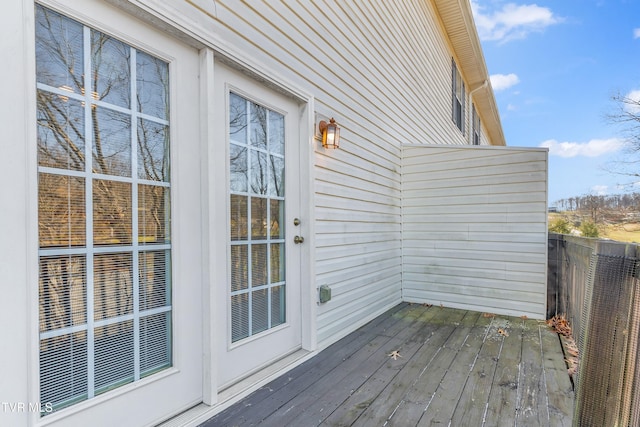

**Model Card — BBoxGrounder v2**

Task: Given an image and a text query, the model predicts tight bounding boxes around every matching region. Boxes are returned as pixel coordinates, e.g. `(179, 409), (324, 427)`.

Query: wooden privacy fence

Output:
(548, 234), (640, 426)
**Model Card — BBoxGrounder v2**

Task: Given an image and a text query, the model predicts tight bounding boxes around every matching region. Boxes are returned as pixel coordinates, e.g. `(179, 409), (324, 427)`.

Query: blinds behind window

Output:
(36, 5), (172, 414)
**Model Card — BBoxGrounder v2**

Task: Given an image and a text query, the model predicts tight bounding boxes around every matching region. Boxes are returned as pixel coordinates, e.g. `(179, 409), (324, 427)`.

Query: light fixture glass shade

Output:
(320, 118), (340, 149)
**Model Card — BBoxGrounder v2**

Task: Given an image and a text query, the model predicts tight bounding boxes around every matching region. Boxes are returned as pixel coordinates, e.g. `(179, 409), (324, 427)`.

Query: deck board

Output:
(200, 304), (573, 427)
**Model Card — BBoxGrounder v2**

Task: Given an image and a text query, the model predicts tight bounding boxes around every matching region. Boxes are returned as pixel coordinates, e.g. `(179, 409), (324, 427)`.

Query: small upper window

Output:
(452, 60), (465, 133)
(472, 104), (481, 145)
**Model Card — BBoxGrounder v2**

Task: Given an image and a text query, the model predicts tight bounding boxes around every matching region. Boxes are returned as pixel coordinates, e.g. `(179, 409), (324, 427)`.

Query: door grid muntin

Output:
(229, 92), (286, 343)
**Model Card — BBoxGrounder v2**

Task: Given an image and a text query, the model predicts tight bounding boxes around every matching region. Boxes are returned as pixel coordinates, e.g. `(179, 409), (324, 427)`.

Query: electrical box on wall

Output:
(318, 285), (331, 303)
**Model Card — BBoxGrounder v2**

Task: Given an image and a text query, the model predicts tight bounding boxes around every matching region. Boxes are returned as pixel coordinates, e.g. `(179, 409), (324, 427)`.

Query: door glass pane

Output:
(137, 51), (169, 120)
(270, 199), (284, 239)
(250, 150), (268, 195)
(93, 107), (131, 177)
(93, 179), (132, 245)
(91, 31), (130, 108)
(138, 184), (170, 244)
(36, 4), (172, 413)
(251, 197), (267, 240)
(230, 144), (247, 192)
(38, 174), (86, 248)
(250, 103), (267, 149)
(94, 253), (133, 321)
(229, 92), (286, 343)
(230, 195), (248, 241)
(37, 93), (85, 171)
(138, 119), (169, 181)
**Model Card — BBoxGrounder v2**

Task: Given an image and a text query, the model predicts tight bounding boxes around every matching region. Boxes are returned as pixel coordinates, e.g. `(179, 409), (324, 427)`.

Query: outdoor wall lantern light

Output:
(318, 117), (340, 149)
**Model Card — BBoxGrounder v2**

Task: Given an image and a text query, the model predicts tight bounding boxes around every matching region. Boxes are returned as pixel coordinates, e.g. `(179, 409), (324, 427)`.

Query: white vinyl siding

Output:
(401, 145), (548, 319)
(175, 0), (482, 347)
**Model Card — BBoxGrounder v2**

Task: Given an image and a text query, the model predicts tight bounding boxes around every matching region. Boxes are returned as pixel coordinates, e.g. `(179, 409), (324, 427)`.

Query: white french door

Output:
(35, 1), (202, 425)
(215, 62), (303, 388)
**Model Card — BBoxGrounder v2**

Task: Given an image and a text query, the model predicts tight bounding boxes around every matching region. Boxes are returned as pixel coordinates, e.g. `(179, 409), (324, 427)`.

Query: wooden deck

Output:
(201, 303), (574, 426)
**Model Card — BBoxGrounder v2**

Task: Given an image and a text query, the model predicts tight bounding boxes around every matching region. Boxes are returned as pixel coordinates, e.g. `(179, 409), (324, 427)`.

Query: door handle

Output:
(293, 235), (304, 244)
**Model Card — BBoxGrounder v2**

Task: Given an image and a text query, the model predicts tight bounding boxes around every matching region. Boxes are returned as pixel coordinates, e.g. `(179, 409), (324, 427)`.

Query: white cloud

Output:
(624, 89), (640, 114)
(471, 1), (562, 43)
(591, 185), (609, 196)
(634, 28), (640, 39)
(490, 73), (520, 91)
(507, 103), (517, 111)
(540, 138), (625, 158)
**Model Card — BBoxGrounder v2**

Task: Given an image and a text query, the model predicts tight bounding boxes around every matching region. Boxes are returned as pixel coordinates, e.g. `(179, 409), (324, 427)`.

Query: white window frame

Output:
(472, 104), (481, 145)
(452, 59), (465, 134)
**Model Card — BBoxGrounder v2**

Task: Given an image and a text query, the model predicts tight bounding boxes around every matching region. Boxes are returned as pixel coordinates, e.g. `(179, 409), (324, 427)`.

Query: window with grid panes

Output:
(452, 60), (465, 133)
(472, 104), (481, 145)
(36, 4), (172, 413)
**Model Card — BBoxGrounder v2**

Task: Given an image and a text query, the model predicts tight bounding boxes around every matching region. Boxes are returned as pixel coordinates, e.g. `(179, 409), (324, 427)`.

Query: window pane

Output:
(231, 294), (249, 342)
(231, 245), (248, 292)
(137, 51), (169, 120)
(251, 197), (267, 240)
(91, 30), (130, 108)
(250, 102), (267, 149)
(268, 111), (284, 155)
(140, 312), (172, 377)
(39, 256), (86, 332)
(94, 320), (134, 394)
(37, 92), (85, 170)
(38, 173), (86, 248)
(251, 244), (268, 287)
(271, 285), (285, 327)
(230, 195), (248, 241)
(93, 179), (132, 245)
(139, 250), (171, 310)
(139, 184), (170, 244)
(229, 93), (247, 144)
(252, 289), (268, 335)
(270, 199), (284, 239)
(230, 143), (248, 192)
(138, 119), (169, 181)
(269, 155), (284, 197)
(250, 150), (268, 195)
(94, 253), (133, 321)
(270, 243), (285, 283)
(40, 331), (88, 411)
(93, 107), (131, 177)
(35, 5), (84, 93)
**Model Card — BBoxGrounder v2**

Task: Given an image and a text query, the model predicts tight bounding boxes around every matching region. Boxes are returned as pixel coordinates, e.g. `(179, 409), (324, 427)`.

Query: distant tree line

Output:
(554, 193), (640, 212)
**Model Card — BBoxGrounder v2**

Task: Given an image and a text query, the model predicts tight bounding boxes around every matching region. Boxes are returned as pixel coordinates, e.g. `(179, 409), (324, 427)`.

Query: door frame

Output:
(27, 0), (205, 425)
(202, 54), (317, 404)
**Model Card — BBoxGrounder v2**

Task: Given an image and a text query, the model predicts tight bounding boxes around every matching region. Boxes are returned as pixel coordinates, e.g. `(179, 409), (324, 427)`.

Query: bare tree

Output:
(606, 92), (640, 182)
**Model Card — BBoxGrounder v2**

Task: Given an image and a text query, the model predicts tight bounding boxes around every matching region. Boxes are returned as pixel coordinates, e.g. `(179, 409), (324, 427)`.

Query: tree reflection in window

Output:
(228, 92), (286, 342)
(36, 4), (172, 413)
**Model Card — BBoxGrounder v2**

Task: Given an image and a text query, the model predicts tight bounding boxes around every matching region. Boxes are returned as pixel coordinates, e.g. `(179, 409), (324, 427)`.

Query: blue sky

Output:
(471, 0), (640, 205)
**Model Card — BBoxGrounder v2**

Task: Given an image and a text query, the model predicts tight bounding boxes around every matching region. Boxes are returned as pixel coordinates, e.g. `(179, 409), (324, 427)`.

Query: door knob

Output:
(293, 235), (304, 244)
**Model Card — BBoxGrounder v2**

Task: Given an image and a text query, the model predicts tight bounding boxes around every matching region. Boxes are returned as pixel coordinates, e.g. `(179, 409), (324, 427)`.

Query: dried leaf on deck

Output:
(387, 350), (402, 360)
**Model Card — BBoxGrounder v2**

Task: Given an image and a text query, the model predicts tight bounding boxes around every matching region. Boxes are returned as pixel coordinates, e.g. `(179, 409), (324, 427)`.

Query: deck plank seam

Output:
(481, 333), (506, 426)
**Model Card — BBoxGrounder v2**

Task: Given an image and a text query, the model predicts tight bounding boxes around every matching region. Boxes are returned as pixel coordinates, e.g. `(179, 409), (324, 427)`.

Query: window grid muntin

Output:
(36, 5), (172, 413)
(452, 60), (465, 133)
(229, 94), (286, 343)
(472, 104), (481, 145)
